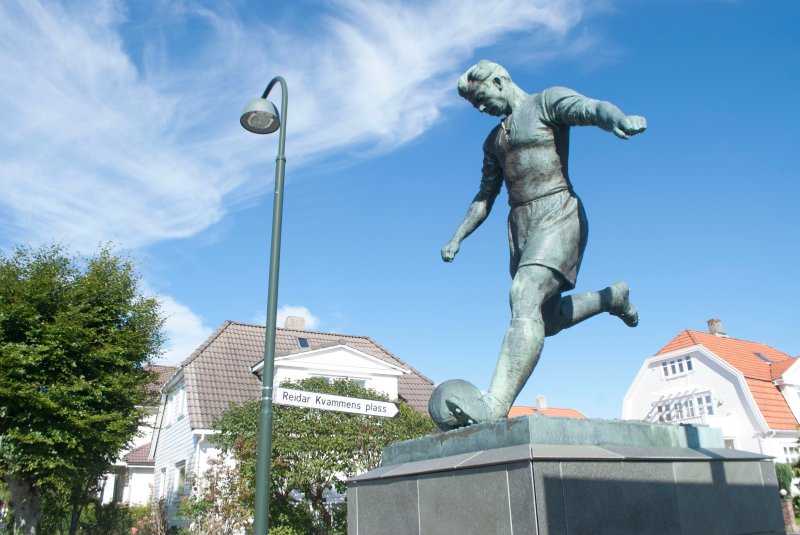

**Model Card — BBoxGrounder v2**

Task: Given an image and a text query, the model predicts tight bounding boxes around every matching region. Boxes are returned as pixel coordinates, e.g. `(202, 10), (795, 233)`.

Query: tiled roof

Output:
(770, 358), (798, 381)
(146, 365), (177, 396)
(655, 330), (798, 430)
(122, 443), (153, 465)
(181, 321), (434, 429)
(508, 406), (587, 419)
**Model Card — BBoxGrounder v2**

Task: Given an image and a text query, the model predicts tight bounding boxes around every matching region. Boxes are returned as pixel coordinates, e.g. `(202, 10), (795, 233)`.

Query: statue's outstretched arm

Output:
(543, 87), (647, 139)
(441, 190), (497, 262)
(442, 138), (502, 263)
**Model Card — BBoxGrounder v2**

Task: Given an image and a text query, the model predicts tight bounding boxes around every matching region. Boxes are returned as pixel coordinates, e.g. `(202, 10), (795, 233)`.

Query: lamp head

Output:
(240, 97), (280, 134)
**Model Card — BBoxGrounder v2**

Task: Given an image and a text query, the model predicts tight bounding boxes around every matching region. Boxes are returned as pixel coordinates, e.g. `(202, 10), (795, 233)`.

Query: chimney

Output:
(707, 318), (726, 337)
(536, 394), (547, 409)
(284, 316), (305, 331)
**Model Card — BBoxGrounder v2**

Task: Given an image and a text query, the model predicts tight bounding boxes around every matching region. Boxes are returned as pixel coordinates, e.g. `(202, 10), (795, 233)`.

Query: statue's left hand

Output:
(613, 115), (647, 139)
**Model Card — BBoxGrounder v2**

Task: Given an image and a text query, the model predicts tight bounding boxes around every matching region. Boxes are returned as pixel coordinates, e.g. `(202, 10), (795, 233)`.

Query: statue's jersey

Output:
(480, 87), (601, 206)
(479, 87), (600, 288)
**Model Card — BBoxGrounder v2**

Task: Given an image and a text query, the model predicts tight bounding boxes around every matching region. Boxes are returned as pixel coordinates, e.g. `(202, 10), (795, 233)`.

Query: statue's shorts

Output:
(508, 189), (588, 291)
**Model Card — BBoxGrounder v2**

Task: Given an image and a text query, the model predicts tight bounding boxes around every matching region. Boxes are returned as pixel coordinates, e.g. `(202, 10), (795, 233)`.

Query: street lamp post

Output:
(240, 76), (288, 535)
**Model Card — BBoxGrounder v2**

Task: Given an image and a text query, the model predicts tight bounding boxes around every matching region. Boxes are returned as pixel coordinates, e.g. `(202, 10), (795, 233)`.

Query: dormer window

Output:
(298, 337), (309, 348)
(313, 375), (367, 388)
(660, 355), (693, 378)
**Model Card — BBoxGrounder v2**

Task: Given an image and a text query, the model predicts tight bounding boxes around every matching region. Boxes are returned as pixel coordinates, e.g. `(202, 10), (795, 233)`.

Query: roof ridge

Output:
(275, 339), (352, 357)
(686, 329), (780, 348)
(686, 329), (699, 346)
(181, 320), (233, 368)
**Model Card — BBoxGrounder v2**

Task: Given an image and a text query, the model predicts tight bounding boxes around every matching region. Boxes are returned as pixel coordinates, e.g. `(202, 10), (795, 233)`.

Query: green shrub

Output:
(776, 462), (794, 494)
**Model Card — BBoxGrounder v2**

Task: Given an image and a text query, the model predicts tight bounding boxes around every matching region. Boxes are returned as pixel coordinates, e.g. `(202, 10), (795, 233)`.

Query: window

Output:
(724, 439), (736, 449)
(158, 467), (166, 498)
(684, 398), (695, 417)
(167, 386), (186, 425)
(313, 375), (367, 388)
(174, 462), (186, 495)
(696, 394), (715, 416)
(653, 394), (707, 423)
(298, 337), (310, 348)
(660, 355), (694, 378)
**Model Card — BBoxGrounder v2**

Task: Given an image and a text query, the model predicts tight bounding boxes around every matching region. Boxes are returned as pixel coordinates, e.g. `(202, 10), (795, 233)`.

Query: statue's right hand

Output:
(441, 240), (459, 262)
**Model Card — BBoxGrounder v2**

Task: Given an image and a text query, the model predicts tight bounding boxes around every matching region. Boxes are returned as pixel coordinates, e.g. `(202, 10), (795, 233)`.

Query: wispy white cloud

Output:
(158, 293), (214, 364)
(252, 305), (321, 331)
(0, 0), (591, 251)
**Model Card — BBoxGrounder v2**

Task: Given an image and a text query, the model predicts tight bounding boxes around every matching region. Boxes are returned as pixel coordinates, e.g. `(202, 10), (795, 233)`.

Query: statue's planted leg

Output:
(483, 265), (562, 419)
(430, 266), (561, 430)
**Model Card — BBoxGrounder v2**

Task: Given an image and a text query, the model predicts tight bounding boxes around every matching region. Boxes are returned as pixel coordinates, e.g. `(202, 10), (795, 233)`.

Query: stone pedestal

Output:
(347, 416), (783, 534)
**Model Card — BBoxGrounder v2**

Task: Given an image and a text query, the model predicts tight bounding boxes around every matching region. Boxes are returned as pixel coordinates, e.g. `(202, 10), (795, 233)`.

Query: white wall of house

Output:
(124, 466), (155, 505)
(271, 345), (406, 400)
(152, 380), (194, 524)
(623, 346), (771, 455)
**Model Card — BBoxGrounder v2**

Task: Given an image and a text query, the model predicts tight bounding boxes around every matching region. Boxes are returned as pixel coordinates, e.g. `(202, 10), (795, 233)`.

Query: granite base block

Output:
(347, 418), (783, 535)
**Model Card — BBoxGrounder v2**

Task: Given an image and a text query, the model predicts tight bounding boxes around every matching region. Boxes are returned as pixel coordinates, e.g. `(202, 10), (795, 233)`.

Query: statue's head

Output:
(458, 60), (513, 117)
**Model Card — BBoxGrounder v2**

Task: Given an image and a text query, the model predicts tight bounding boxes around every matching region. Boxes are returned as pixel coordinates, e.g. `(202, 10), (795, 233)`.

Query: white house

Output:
(623, 319), (800, 462)
(148, 318), (434, 527)
(99, 364), (175, 505)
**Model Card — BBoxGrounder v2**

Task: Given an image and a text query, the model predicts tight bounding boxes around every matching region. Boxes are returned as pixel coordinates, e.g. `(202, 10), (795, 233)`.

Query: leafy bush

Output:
(776, 462), (794, 494)
(182, 377), (435, 534)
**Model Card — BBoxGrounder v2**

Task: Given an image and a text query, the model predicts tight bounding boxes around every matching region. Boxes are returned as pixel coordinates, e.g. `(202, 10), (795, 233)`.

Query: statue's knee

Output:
(509, 266), (558, 315)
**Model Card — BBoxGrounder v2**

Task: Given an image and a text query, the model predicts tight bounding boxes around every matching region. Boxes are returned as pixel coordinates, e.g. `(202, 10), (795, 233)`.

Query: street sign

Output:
(273, 387), (400, 418)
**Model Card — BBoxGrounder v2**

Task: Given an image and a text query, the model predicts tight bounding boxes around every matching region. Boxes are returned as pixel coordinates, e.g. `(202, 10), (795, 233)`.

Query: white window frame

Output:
(158, 467), (166, 498)
(653, 392), (709, 423)
(312, 375), (367, 389)
(174, 461), (186, 495)
(660, 355), (694, 379)
(696, 393), (715, 416)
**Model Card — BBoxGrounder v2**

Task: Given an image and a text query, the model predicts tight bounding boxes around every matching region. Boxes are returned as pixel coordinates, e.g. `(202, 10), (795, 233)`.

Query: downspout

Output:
(194, 432), (206, 488)
(758, 429), (776, 457)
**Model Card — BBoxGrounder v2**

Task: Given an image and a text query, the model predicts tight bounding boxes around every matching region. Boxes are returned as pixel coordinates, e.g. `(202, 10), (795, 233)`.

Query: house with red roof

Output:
(148, 318), (434, 527)
(623, 319), (800, 462)
(508, 394), (587, 419)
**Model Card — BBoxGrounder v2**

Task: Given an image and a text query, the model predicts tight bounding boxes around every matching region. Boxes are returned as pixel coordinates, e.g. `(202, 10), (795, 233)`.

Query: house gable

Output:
(168, 321), (434, 431)
(253, 344), (409, 400)
(623, 344), (767, 434)
(652, 330), (798, 431)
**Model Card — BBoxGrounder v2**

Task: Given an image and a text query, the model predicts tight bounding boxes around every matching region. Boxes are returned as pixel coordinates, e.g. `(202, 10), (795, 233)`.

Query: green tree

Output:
(0, 244), (164, 535)
(183, 377), (434, 534)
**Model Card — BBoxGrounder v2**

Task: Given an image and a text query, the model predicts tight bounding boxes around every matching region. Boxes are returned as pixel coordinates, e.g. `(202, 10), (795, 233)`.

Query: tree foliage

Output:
(183, 377), (435, 534)
(0, 244), (164, 534)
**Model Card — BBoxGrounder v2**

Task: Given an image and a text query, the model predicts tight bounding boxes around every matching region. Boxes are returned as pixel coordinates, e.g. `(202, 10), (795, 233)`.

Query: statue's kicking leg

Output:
(445, 265), (561, 426)
(543, 280), (639, 337)
(434, 276), (638, 430)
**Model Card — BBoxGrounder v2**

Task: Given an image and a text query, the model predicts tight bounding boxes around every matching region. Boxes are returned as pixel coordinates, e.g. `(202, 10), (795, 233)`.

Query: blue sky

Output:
(1, 0), (798, 418)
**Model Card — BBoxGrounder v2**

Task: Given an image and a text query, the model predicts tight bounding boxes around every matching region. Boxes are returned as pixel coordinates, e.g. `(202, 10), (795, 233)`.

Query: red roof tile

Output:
(770, 358), (798, 381)
(508, 406), (586, 419)
(123, 443), (153, 465)
(655, 330), (798, 430)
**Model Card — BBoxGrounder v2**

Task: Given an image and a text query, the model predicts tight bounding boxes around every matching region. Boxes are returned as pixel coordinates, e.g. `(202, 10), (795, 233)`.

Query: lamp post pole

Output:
(241, 76), (288, 535)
